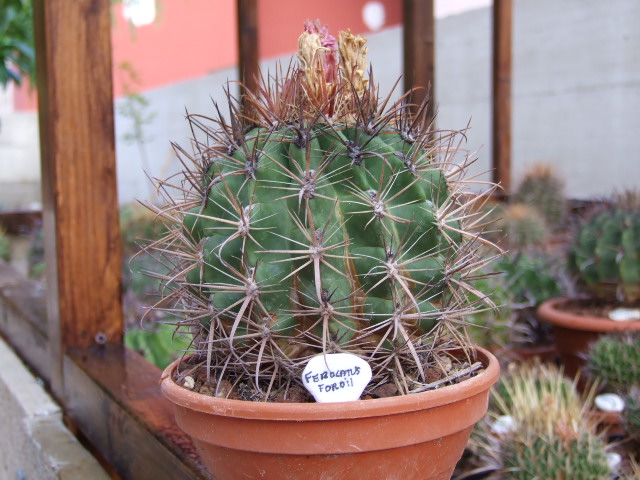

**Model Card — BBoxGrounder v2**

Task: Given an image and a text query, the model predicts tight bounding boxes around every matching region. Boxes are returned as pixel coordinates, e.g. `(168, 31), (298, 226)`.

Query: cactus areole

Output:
(153, 22), (497, 400)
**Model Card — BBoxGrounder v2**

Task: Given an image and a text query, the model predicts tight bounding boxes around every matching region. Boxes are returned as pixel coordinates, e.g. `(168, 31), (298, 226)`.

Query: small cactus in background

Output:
(514, 163), (567, 231)
(496, 202), (549, 251)
(587, 333), (640, 391)
(568, 190), (640, 304)
(146, 23), (500, 398)
(464, 362), (613, 479)
(502, 436), (611, 480)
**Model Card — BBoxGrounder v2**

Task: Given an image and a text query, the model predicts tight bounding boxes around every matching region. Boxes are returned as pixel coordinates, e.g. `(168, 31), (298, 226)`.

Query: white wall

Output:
(436, 0), (640, 197)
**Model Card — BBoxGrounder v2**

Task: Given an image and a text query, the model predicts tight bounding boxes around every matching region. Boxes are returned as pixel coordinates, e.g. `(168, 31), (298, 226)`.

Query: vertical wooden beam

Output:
(33, 0), (123, 399)
(403, 0), (435, 119)
(492, 0), (513, 194)
(237, 0), (259, 112)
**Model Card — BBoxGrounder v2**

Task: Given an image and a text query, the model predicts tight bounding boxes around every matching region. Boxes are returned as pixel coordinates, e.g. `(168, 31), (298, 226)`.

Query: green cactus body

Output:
(569, 193), (640, 304)
(587, 334), (640, 390)
(151, 26), (496, 396)
(503, 436), (610, 480)
(0, 227), (10, 262)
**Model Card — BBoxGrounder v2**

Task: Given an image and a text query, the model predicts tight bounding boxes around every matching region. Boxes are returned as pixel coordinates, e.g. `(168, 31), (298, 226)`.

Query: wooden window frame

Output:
(0, 1), (509, 478)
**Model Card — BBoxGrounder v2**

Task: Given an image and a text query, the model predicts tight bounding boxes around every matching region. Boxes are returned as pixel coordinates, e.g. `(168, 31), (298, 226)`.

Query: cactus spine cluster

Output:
(587, 333), (640, 391)
(568, 191), (640, 304)
(502, 436), (610, 480)
(149, 22), (497, 398)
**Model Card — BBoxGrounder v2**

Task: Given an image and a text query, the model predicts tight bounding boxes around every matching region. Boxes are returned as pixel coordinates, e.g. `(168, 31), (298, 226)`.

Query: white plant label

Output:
(594, 393), (625, 413)
(302, 353), (372, 403)
(608, 307), (640, 322)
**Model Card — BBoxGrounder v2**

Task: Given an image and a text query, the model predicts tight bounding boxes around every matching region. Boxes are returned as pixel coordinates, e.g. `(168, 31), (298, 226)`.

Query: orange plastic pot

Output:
(160, 347), (499, 480)
(538, 297), (640, 378)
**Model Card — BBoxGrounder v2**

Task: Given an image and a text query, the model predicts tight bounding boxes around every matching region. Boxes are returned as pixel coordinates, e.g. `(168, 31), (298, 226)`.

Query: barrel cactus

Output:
(568, 191), (640, 304)
(149, 23), (498, 398)
(587, 333), (640, 391)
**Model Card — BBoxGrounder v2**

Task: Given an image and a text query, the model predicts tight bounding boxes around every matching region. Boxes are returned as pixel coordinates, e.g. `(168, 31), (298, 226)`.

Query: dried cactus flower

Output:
(146, 24), (500, 399)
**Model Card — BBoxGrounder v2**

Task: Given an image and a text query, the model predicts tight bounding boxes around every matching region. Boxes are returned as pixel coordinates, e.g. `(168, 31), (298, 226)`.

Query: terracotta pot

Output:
(537, 297), (640, 378)
(160, 347), (499, 480)
(492, 343), (558, 364)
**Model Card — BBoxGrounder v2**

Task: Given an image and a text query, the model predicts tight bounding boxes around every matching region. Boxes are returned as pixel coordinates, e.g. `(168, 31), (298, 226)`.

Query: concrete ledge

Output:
(0, 338), (109, 480)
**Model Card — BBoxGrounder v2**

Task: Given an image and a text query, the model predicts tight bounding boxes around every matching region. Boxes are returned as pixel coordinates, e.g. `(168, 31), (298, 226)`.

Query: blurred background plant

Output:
(0, 0), (35, 87)
(468, 165), (567, 349)
(624, 387), (640, 444)
(0, 226), (11, 261)
(512, 163), (567, 232)
(459, 362), (615, 479)
(119, 202), (185, 368)
(567, 190), (640, 305)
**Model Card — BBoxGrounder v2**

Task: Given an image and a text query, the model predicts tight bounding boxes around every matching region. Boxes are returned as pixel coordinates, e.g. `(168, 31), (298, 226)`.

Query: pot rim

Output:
(160, 346), (499, 421)
(538, 296), (640, 333)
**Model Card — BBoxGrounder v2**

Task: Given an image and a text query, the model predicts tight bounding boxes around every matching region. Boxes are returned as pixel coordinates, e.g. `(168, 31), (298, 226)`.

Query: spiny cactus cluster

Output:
(568, 191), (640, 304)
(503, 436), (610, 480)
(514, 163), (567, 231)
(464, 362), (612, 479)
(147, 23), (499, 398)
(587, 333), (640, 391)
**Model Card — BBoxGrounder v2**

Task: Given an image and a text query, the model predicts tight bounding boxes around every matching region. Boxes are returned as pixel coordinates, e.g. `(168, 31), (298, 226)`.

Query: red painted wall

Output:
(15, 0), (401, 111)
(259, 0), (401, 60)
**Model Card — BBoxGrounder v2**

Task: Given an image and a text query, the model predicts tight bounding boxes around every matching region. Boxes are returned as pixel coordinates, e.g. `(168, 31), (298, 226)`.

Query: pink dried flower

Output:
(303, 19), (337, 84)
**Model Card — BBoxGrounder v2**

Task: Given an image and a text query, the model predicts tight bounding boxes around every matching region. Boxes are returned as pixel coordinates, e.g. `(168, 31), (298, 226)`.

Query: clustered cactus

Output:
(464, 363), (613, 479)
(587, 333), (640, 391)
(148, 22), (498, 398)
(568, 191), (640, 304)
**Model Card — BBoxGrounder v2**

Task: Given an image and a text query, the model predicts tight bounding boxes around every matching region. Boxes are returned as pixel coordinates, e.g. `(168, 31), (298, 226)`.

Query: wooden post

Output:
(492, 0), (513, 195)
(33, 0), (123, 399)
(237, 0), (259, 112)
(403, 0), (435, 120)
